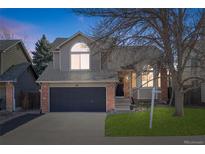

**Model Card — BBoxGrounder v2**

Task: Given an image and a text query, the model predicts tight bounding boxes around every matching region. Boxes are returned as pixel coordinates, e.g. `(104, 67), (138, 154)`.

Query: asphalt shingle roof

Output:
(0, 40), (21, 52)
(50, 32), (93, 51)
(0, 63), (31, 82)
(37, 63), (118, 83)
(50, 38), (67, 50)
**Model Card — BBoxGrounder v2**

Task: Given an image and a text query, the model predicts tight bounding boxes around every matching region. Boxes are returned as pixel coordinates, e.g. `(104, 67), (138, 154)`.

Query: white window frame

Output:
(141, 65), (161, 88)
(70, 42), (90, 70)
(141, 69), (154, 88)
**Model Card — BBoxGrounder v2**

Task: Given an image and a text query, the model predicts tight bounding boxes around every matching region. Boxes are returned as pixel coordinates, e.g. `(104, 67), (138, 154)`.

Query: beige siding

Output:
(132, 73), (161, 100)
(132, 87), (161, 100)
(138, 88), (152, 99)
(2, 44), (28, 73)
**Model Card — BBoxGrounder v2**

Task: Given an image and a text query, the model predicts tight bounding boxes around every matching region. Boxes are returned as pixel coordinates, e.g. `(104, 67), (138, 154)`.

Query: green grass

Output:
(105, 107), (205, 136)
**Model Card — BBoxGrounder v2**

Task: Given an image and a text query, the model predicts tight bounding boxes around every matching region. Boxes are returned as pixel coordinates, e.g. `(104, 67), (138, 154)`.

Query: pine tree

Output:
(32, 34), (52, 75)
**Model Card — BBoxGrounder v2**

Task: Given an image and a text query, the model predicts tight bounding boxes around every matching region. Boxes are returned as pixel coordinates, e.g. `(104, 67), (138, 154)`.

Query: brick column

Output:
(160, 68), (168, 102)
(6, 82), (14, 112)
(106, 83), (116, 112)
(41, 83), (49, 113)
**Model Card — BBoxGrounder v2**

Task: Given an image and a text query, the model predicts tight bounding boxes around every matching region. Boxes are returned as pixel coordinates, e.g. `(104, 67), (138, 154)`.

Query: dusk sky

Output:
(0, 9), (99, 52)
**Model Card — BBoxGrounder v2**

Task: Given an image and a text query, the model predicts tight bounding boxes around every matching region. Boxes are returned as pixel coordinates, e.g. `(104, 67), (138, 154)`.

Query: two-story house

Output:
(0, 40), (39, 111)
(37, 32), (169, 112)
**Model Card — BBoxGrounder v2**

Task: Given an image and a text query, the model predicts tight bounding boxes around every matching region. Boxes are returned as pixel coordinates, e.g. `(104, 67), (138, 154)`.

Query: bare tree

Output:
(75, 8), (205, 116)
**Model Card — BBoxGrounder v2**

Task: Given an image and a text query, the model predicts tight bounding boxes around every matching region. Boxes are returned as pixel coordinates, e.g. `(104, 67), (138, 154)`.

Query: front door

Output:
(116, 78), (124, 96)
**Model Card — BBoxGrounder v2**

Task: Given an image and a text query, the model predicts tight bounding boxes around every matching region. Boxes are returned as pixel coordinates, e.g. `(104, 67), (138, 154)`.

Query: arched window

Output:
(70, 42), (90, 70)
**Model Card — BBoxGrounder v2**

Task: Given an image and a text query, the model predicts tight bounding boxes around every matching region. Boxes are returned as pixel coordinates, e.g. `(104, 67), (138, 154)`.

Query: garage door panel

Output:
(50, 87), (106, 112)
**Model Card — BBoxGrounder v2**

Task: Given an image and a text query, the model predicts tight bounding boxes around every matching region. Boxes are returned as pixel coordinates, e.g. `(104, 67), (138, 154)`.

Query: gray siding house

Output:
(0, 40), (39, 111)
(37, 32), (168, 113)
(37, 32), (205, 113)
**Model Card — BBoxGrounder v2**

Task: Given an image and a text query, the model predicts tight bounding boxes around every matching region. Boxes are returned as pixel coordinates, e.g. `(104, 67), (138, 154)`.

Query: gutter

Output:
(2, 41), (32, 63)
(2, 41), (21, 53)
(0, 80), (16, 83)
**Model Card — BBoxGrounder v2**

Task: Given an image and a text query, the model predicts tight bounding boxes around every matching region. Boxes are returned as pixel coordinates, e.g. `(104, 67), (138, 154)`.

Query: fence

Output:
(19, 91), (40, 110)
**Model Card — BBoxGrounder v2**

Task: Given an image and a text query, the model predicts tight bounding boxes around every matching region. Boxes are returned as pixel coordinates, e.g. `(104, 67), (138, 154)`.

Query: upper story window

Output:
(70, 42), (90, 70)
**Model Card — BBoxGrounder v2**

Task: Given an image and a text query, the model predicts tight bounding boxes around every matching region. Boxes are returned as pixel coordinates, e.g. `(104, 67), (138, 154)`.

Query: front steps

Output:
(115, 97), (131, 112)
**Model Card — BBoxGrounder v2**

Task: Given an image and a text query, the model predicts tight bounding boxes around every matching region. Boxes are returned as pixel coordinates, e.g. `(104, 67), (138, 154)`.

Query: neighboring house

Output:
(37, 32), (168, 113)
(0, 40), (39, 111)
(181, 45), (205, 104)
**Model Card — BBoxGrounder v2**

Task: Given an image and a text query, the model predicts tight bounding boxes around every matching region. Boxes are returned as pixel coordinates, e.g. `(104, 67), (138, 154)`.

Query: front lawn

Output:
(105, 107), (205, 136)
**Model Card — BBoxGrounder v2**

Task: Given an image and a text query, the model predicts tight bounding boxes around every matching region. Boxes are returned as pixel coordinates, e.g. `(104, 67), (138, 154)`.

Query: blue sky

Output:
(0, 9), (99, 52)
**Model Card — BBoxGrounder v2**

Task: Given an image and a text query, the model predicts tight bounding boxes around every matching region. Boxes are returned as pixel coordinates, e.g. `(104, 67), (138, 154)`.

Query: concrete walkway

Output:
(0, 113), (204, 145)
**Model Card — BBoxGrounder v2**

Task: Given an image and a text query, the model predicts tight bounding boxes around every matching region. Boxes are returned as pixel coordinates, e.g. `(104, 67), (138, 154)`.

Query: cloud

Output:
(0, 17), (41, 54)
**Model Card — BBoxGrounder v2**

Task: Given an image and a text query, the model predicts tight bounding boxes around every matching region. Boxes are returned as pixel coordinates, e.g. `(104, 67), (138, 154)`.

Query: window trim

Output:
(141, 70), (154, 88)
(131, 72), (137, 88)
(140, 65), (161, 88)
(70, 42), (91, 71)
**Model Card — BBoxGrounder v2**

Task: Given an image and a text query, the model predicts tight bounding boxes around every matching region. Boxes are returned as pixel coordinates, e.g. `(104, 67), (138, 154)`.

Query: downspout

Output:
(13, 85), (16, 111)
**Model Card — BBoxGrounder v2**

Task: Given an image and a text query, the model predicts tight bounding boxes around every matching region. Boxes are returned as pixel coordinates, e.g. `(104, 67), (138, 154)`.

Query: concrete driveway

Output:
(0, 112), (205, 145)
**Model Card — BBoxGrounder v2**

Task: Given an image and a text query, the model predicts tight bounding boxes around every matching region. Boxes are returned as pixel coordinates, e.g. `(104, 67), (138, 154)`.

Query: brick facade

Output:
(106, 83), (116, 112)
(40, 83), (49, 113)
(160, 68), (168, 102)
(6, 82), (14, 112)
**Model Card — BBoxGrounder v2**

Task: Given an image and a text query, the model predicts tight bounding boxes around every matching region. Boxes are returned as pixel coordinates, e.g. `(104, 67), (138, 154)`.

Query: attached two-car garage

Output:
(50, 87), (106, 112)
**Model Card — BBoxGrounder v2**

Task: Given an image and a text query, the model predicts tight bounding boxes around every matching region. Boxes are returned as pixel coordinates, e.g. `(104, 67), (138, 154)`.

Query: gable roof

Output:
(51, 32), (93, 51)
(0, 40), (21, 52)
(0, 62), (37, 82)
(0, 39), (32, 62)
(50, 38), (67, 51)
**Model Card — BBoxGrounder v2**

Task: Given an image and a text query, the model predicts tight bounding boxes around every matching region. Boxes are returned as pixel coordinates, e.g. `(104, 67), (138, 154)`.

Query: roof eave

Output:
(55, 32), (94, 50)
(1, 40), (32, 63)
(2, 40), (21, 53)
(0, 80), (17, 83)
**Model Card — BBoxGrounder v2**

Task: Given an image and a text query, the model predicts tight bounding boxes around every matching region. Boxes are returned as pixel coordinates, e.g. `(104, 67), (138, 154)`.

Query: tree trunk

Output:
(174, 86), (184, 116)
